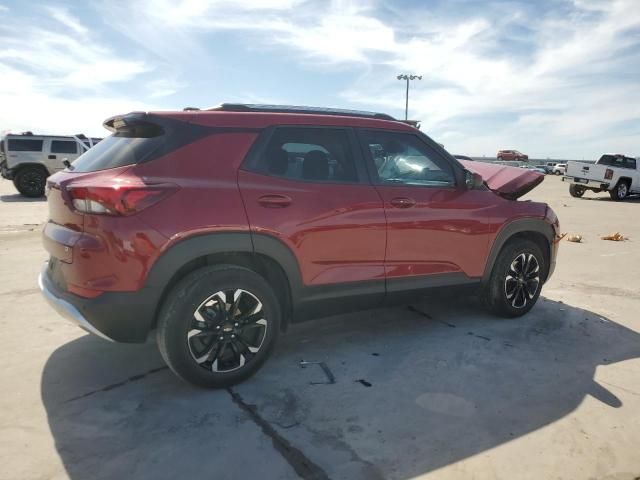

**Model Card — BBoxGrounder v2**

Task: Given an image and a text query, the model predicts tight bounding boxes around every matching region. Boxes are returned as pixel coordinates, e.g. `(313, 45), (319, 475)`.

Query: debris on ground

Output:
(601, 232), (628, 241)
(355, 379), (372, 387)
(299, 360), (336, 385)
(563, 233), (583, 243)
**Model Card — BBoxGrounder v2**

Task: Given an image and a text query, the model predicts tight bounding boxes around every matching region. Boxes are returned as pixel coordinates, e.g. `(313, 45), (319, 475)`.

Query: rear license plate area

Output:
(574, 177), (588, 184)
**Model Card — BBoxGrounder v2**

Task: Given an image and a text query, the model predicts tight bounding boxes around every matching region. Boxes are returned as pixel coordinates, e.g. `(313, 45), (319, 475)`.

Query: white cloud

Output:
(46, 6), (88, 36)
(0, 64), (156, 137)
(0, 8), (157, 136)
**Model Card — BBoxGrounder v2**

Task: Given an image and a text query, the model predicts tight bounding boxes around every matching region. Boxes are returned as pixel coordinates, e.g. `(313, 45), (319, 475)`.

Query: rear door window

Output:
(8, 139), (44, 152)
(248, 127), (361, 183)
(51, 140), (78, 154)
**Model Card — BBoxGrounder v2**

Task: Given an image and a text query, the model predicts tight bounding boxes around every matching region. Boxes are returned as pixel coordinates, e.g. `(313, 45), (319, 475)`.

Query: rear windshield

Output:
(70, 134), (164, 173)
(598, 155), (635, 169)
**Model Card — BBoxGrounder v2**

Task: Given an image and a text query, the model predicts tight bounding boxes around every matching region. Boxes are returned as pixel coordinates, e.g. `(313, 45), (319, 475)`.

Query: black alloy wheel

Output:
(157, 265), (280, 388)
(503, 253), (541, 310)
(15, 167), (46, 197)
(188, 288), (268, 373)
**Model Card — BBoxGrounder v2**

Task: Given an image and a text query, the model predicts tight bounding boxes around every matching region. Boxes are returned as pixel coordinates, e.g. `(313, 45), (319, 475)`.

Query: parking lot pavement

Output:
(1, 176), (639, 480)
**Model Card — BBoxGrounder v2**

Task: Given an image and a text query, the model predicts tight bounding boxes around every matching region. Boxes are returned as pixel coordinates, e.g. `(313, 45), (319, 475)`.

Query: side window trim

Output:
(241, 125), (367, 185)
(355, 128), (460, 188)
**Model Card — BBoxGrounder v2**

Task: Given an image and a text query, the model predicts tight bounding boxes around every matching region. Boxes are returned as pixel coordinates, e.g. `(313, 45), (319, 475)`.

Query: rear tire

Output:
(483, 238), (546, 318)
(609, 181), (628, 201)
(14, 166), (47, 197)
(157, 265), (281, 388)
(569, 184), (585, 198)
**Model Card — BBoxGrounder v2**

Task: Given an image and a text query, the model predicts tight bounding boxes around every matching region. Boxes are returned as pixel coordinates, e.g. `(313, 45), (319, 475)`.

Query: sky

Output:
(0, 0), (639, 159)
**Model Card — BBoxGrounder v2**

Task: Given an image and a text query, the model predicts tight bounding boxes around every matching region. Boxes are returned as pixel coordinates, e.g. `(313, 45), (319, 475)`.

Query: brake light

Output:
(605, 168), (614, 180)
(66, 184), (177, 215)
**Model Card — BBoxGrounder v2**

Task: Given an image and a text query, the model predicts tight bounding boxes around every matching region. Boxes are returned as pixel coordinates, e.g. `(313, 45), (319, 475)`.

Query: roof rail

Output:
(210, 103), (396, 121)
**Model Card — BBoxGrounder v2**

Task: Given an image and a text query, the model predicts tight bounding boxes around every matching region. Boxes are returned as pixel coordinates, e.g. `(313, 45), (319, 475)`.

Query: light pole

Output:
(397, 74), (422, 120)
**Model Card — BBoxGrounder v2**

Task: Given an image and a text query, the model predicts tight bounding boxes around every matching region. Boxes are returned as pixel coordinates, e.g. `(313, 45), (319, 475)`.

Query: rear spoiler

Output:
(103, 112), (164, 137)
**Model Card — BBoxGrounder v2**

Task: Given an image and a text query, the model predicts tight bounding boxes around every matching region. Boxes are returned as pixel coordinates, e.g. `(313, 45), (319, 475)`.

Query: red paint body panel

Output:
(132, 133), (256, 241)
(461, 160), (544, 199)
(377, 186), (492, 279)
(238, 170), (386, 285)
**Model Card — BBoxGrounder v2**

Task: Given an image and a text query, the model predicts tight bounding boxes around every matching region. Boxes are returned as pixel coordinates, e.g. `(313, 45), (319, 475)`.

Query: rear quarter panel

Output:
(133, 132), (257, 248)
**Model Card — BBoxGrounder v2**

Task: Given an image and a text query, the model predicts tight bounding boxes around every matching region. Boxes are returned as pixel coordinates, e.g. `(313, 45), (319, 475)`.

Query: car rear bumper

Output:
(562, 176), (609, 190)
(39, 263), (115, 342)
(38, 261), (156, 343)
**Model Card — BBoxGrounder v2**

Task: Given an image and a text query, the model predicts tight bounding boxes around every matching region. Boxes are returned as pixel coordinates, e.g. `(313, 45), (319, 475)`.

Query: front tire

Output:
(569, 184), (585, 198)
(157, 265), (281, 388)
(483, 239), (546, 318)
(14, 166), (47, 197)
(609, 181), (628, 201)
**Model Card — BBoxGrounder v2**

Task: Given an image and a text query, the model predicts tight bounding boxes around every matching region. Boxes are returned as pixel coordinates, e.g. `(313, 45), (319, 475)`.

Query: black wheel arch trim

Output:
(14, 162), (52, 176)
(141, 232), (302, 331)
(482, 218), (554, 284)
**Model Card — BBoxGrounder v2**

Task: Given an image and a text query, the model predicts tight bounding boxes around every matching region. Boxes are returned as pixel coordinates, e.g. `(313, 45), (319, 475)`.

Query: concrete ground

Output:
(0, 175), (639, 480)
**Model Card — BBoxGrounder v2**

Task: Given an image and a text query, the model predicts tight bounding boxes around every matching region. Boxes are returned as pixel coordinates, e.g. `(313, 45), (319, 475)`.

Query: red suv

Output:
(497, 150), (529, 161)
(39, 104), (560, 387)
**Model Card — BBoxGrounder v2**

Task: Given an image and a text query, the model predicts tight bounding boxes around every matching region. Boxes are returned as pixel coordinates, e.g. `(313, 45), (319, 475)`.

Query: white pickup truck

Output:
(563, 154), (639, 201)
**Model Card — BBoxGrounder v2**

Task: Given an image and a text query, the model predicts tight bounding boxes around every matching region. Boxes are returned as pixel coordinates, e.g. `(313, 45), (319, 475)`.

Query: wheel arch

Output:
(483, 219), (553, 285)
(12, 162), (51, 176)
(145, 232), (300, 333)
(617, 176), (632, 188)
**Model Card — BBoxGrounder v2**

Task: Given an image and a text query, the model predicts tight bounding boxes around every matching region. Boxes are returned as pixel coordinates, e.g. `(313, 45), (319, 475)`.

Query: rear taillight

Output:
(66, 184), (177, 216)
(604, 168), (614, 180)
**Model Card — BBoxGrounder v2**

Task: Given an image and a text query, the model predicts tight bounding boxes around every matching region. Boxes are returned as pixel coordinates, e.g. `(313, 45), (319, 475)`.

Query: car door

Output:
(238, 126), (387, 293)
(357, 129), (491, 293)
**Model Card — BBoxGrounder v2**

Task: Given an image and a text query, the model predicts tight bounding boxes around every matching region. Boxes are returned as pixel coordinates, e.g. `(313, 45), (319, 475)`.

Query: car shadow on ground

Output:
(0, 193), (45, 203)
(41, 297), (640, 480)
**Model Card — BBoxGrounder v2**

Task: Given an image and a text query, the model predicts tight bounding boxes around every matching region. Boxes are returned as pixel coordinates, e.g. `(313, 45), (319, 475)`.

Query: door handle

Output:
(390, 197), (416, 208)
(48, 155), (56, 159)
(258, 194), (292, 208)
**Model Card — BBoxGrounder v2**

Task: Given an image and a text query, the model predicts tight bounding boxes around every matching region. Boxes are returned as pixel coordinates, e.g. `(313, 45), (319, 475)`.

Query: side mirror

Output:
(465, 170), (484, 189)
